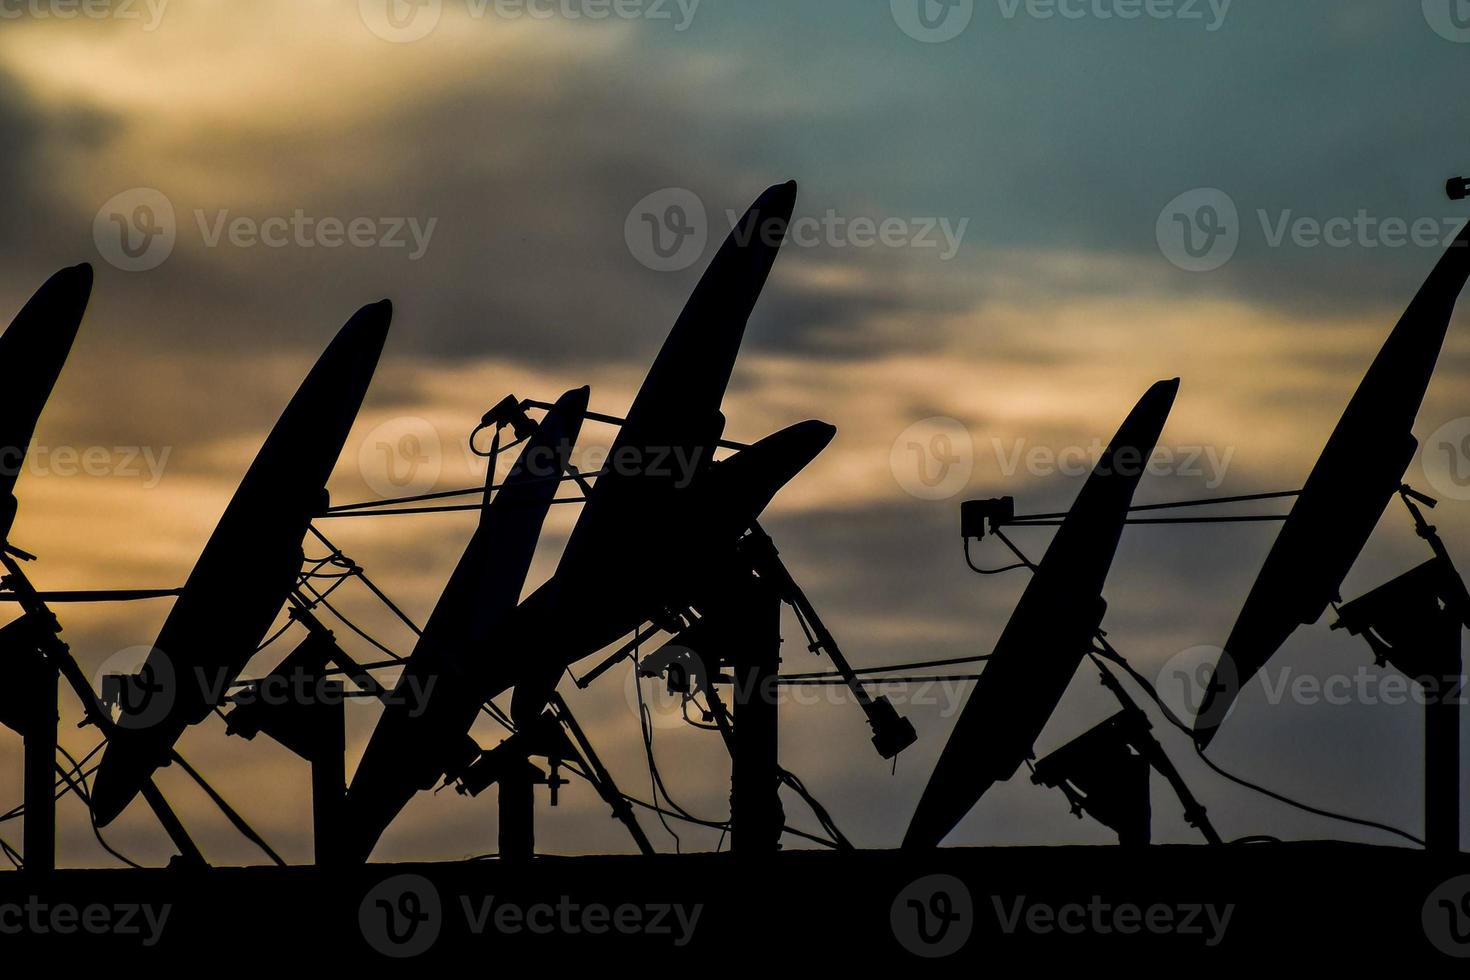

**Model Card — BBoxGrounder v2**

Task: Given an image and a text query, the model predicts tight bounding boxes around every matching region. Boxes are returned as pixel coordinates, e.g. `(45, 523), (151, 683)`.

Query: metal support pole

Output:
(1093, 653), (1223, 845)
(1, 552), (206, 867)
(22, 654), (57, 873)
(549, 694), (655, 856)
(1425, 616), (1462, 854)
(312, 684), (347, 868)
(730, 573), (782, 855)
(499, 759), (540, 862)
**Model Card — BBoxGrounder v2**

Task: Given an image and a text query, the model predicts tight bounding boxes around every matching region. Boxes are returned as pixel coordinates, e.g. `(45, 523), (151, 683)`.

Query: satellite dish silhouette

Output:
(904, 379), (1180, 849)
(340, 182), (807, 860)
(505, 182), (799, 719)
(508, 181), (800, 725)
(689, 419), (836, 546)
(90, 300), (392, 825)
(343, 419), (830, 860)
(341, 386), (589, 862)
(0, 264), (93, 541)
(1193, 221), (1470, 747)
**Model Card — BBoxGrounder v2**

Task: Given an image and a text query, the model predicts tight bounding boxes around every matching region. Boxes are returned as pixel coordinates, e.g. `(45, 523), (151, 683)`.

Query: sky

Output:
(0, 0), (1469, 867)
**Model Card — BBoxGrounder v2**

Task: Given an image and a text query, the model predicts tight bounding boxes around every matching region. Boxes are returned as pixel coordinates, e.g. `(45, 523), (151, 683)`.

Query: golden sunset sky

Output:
(0, 0), (1467, 865)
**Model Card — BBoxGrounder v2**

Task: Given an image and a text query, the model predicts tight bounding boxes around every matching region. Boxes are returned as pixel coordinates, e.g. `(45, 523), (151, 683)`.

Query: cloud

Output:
(2, 0), (1469, 863)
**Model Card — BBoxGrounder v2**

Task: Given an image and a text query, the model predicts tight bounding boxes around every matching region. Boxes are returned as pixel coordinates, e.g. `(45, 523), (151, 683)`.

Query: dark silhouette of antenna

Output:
(339, 181), (901, 861)
(340, 387), (592, 864)
(91, 301), (391, 827)
(0, 265), (91, 543)
(904, 379), (1181, 849)
(1194, 220), (1470, 748)
(0, 265), (92, 873)
(1450, 176), (1469, 201)
(1331, 486), (1470, 852)
(0, 266), (248, 870)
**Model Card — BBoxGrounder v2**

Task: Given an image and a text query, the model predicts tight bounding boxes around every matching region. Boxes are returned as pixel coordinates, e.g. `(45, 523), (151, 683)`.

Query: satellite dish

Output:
(342, 418), (830, 860)
(904, 378), (1180, 849)
(0, 264), (93, 541)
(688, 419), (836, 547)
(341, 386), (589, 862)
(339, 183), (802, 859)
(1193, 221), (1470, 747)
(90, 300), (392, 825)
(506, 181), (799, 723)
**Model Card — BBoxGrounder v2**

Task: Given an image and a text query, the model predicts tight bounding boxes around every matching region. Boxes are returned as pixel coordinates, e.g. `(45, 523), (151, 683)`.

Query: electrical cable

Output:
(1091, 647), (1427, 848)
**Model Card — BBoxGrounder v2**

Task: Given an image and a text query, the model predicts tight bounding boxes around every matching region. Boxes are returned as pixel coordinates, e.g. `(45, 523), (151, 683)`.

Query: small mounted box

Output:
(961, 497), (1015, 540)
